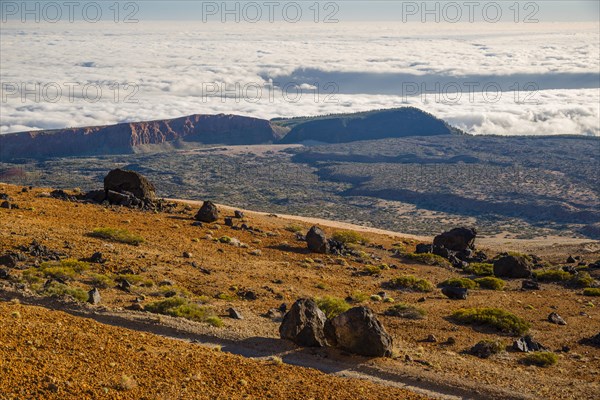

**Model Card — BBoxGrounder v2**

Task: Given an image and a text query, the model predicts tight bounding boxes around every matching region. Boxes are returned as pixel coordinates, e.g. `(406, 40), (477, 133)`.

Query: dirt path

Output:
(0, 289), (532, 400)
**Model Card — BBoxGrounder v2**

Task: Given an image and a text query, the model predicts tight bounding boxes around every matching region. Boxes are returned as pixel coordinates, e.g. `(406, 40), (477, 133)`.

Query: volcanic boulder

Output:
(195, 201), (219, 223)
(104, 169), (156, 201)
(325, 306), (393, 357)
(279, 298), (328, 347)
(493, 254), (533, 278)
(306, 226), (329, 254)
(433, 227), (477, 252)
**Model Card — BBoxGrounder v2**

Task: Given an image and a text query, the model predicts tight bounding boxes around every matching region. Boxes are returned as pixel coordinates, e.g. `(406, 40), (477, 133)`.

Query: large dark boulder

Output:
(325, 306), (393, 357)
(104, 169), (156, 201)
(512, 335), (546, 352)
(306, 226), (329, 254)
(195, 201), (219, 223)
(493, 254), (533, 278)
(279, 298), (327, 347)
(441, 286), (468, 300)
(433, 227), (477, 252)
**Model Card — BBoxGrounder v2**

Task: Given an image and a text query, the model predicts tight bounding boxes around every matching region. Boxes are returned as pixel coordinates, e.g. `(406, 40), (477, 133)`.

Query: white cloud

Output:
(0, 21), (598, 136)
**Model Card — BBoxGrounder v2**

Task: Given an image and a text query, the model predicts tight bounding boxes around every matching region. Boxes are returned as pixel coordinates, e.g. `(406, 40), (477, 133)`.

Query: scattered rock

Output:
(224, 217), (233, 227)
(306, 226), (329, 254)
(265, 308), (284, 320)
(441, 286), (468, 300)
(84, 190), (106, 203)
(566, 255), (576, 263)
(158, 280), (174, 287)
(0, 269), (10, 279)
(433, 227), (477, 252)
(493, 254), (533, 278)
(117, 279), (132, 292)
(234, 210), (244, 219)
(239, 289), (258, 301)
(227, 307), (243, 320)
(183, 252), (193, 259)
(415, 243), (432, 254)
(325, 306), (393, 357)
(279, 298), (328, 347)
(522, 280), (540, 290)
(20, 240), (63, 261)
(446, 337), (456, 345)
(470, 340), (503, 358)
(191, 221), (204, 227)
(548, 312), (566, 325)
(424, 334), (437, 343)
(0, 253), (20, 268)
(0, 201), (11, 209)
(195, 201), (219, 223)
(89, 252), (105, 264)
(104, 169), (156, 201)
(87, 288), (101, 305)
(513, 335), (546, 353)
(588, 332), (600, 347)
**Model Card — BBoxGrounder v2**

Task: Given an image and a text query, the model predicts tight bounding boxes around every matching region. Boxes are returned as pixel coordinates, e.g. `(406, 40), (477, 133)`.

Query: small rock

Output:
(446, 337), (456, 345)
(417, 297), (427, 303)
(89, 252), (105, 263)
(227, 307), (243, 320)
(265, 308), (283, 320)
(513, 335), (546, 353)
(279, 298), (328, 347)
(234, 210), (244, 219)
(424, 334), (437, 343)
(0, 269), (10, 279)
(470, 340), (503, 358)
(158, 280), (174, 287)
(522, 280), (540, 290)
(224, 217), (233, 227)
(588, 332), (600, 347)
(183, 252), (193, 258)
(566, 256), (576, 263)
(195, 201), (219, 223)
(117, 279), (132, 292)
(87, 288), (101, 305)
(441, 286), (468, 300)
(0, 201), (11, 209)
(192, 221), (204, 227)
(278, 303), (287, 313)
(548, 312), (566, 325)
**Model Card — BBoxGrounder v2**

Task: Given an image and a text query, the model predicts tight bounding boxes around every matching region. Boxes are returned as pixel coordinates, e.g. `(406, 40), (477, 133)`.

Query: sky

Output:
(0, 1), (599, 136)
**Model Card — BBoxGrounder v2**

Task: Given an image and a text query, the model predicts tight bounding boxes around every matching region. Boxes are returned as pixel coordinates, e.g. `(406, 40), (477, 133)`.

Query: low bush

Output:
(403, 253), (451, 268)
(284, 224), (304, 233)
(534, 269), (571, 282)
(583, 288), (600, 296)
(474, 277), (506, 290)
(90, 228), (144, 246)
(384, 303), (426, 319)
(362, 264), (388, 276)
(349, 291), (369, 303)
(440, 277), (478, 289)
(388, 275), (434, 292)
(571, 272), (595, 288)
(41, 281), (88, 302)
(521, 352), (558, 367)
(452, 307), (530, 336)
(332, 230), (367, 244)
(117, 274), (154, 287)
(87, 273), (115, 289)
(315, 296), (350, 319)
(145, 297), (221, 326)
(463, 263), (494, 276)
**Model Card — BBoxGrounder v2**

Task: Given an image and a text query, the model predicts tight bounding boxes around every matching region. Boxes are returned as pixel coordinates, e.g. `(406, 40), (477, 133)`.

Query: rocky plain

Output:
(1, 168), (599, 399)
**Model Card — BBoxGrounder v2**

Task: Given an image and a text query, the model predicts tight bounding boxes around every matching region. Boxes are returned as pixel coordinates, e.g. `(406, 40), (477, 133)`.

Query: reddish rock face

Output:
(0, 114), (285, 160)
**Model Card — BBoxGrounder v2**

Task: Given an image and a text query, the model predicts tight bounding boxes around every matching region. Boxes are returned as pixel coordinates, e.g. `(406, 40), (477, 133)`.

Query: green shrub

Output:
(90, 228), (144, 245)
(463, 263), (494, 276)
(583, 288), (600, 296)
(315, 296), (350, 319)
(403, 253), (451, 268)
(440, 277), (478, 289)
(571, 272), (595, 288)
(315, 282), (328, 290)
(37, 259), (90, 281)
(41, 281), (88, 302)
(362, 264), (388, 276)
(145, 297), (219, 325)
(384, 303), (426, 320)
(474, 277), (506, 290)
(332, 230), (367, 244)
(452, 307), (530, 336)
(215, 292), (238, 301)
(534, 269), (571, 282)
(284, 224), (303, 233)
(117, 274), (154, 287)
(521, 352), (558, 367)
(388, 275), (434, 292)
(349, 291), (369, 303)
(218, 236), (232, 244)
(87, 273), (115, 289)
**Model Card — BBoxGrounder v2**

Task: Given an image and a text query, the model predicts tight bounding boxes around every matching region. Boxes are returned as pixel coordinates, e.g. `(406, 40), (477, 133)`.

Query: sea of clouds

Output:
(0, 21), (598, 136)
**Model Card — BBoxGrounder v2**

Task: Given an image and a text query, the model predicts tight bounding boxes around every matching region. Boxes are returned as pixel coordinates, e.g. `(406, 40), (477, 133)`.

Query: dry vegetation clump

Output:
(452, 308), (530, 336)
(403, 253), (451, 268)
(388, 275), (434, 292)
(145, 297), (222, 327)
(89, 227), (145, 245)
(40, 281), (88, 302)
(474, 277), (506, 290)
(583, 288), (600, 296)
(439, 278), (478, 289)
(533, 269), (571, 282)
(463, 263), (494, 276)
(315, 296), (350, 319)
(332, 230), (367, 244)
(384, 303), (426, 320)
(521, 352), (558, 367)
